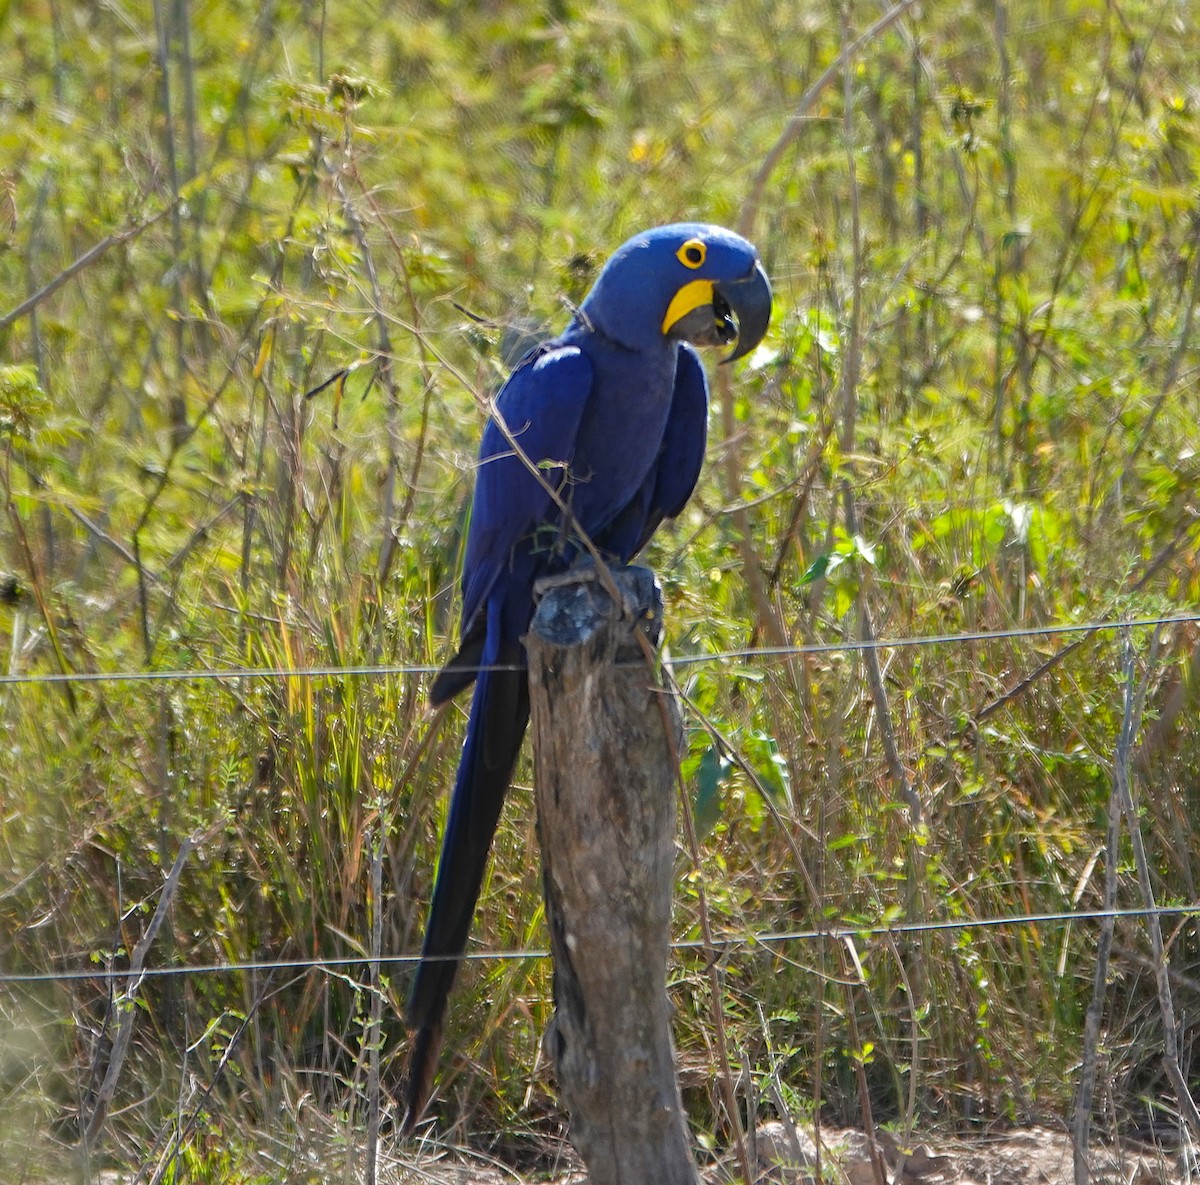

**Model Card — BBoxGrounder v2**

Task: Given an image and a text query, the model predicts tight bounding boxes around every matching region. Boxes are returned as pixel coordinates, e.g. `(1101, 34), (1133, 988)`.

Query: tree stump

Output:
(526, 566), (699, 1185)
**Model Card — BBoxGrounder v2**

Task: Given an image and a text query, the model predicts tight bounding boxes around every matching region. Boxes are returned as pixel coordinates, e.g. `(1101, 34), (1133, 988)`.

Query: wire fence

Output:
(5, 598), (1199, 1151)
(4, 609), (1199, 990)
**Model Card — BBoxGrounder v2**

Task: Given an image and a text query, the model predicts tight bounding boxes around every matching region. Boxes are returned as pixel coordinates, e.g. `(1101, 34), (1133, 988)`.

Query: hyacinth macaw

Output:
(404, 223), (771, 1129)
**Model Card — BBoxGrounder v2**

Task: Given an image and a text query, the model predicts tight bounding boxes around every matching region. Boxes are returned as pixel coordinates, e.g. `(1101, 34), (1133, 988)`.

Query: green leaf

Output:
(799, 550), (832, 586)
(746, 730), (791, 805)
(693, 745), (730, 841)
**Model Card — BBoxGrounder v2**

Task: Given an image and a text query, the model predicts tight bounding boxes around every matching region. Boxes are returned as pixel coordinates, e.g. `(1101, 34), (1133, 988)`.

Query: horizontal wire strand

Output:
(3, 903), (1196, 987)
(1, 611), (1197, 688)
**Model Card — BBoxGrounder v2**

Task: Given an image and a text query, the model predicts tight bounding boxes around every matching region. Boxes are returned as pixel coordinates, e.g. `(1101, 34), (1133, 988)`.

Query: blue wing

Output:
(635, 343), (709, 554)
(462, 343), (594, 630)
(430, 343), (594, 705)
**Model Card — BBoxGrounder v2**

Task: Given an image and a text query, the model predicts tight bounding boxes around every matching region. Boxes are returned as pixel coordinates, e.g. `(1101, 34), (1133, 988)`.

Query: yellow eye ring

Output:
(676, 238), (707, 269)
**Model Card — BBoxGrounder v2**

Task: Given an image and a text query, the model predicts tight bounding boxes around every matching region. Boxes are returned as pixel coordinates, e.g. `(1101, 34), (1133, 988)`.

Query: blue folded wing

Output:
(460, 343), (595, 633)
(430, 343), (595, 707)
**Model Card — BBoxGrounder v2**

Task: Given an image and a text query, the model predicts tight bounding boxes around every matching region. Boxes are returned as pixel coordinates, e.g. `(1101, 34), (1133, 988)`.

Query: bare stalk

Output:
(842, 940), (888, 1185)
(727, 0), (919, 672)
(1072, 762), (1121, 1184)
(835, 3), (920, 830)
(365, 820), (384, 1185)
(81, 833), (197, 1152)
(1111, 632), (1200, 1141)
(356, 186), (438, 479)
(3, 487), (78, 714)
(974, 513), (1200, 727)
(715, 367), (790, 657)
(1114, 217), (1200, 493)
(151, 0), (188, 448)
(1075, 628), (1200, 1185)
(0, 207), (176, 332)
(649, 635), (753, 1185)
(327, 160), (403, 588)
(737, 0), (921, 242)
(137, 968), (276, 1185)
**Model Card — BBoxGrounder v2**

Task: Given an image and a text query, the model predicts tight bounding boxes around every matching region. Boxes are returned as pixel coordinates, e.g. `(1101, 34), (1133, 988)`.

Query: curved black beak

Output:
(716, 259), (772, 363)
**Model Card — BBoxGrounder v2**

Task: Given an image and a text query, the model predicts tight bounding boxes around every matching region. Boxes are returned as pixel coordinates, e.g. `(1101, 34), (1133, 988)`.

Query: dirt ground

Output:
(729, 1123), (1192, 1185)
(384, 1124), (1193, 1185)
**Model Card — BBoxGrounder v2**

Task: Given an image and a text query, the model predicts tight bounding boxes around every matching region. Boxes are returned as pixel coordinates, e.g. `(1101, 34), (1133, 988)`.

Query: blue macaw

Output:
(404, 223), (771, 1129)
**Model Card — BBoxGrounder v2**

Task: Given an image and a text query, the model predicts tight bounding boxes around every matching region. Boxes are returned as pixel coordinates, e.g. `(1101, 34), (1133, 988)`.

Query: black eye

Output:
(676, 239), (707, 269)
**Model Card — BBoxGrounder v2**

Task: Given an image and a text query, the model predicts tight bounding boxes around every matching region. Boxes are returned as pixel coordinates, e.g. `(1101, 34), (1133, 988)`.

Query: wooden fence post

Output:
(526, 566), (699, 1185)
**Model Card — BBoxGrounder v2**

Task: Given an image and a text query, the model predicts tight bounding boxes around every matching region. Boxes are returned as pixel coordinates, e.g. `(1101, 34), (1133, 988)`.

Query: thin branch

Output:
(365, 820), (384, 1185)
(81, 830), (205, 1150)
(135, 969), (280, 1185)
(1114, 215), (1200, 491)
(974, 512), (1200, 726)
(0, 206), (176, 333)
(341, 163), (440, 584)
(737, 0), (921, 242)
(1072, 684), (1125, 1183)
(646, 631), (752, 1185)
(834, 2), (920, 830)
(4, 476), (78, 714)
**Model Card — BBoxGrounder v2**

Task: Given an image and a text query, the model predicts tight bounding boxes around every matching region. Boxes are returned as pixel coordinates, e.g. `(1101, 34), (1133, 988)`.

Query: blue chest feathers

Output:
(565, 331), (679, 546)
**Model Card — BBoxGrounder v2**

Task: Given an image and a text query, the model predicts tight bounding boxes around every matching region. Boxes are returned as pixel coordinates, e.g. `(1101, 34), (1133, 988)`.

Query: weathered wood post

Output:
(526, 566), (699, 1185)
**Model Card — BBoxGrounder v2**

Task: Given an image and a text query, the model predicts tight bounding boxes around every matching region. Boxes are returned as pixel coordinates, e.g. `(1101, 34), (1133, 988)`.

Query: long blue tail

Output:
(403, 649), (529, 1130)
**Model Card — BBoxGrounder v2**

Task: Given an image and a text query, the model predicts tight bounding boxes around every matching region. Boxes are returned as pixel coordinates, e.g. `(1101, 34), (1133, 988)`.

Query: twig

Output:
(882, 930), (922, 1169)
(842, 937), (888, 1185)
(365, 820), (384, 1185)
(974, 512), (1200, 726)
(736, 0), (920, 242)
(81, 830), (201, 1150)
(3, 476), (78, 714)
(1114, 216), (1200, 492)
(642, 631), (752, 1185)
(137, 970), (278, 1185)
(766, 406), (839, 590)
(1072, 743), (1122, 1184)
(729, 0), (919, 677)
(326, 159), (404, 588)
(845, 450), (919, 831)
(714, 368), (791, 661)
(0, 206), (176, 332)
(340, 163), (440, 585)
(835, 2), (920, 831)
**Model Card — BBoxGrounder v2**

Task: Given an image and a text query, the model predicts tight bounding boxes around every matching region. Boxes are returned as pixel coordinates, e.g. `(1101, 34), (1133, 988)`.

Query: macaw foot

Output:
(533, 559), (640, 621)
(531, 563), (664, 651)
(533, 558), (601, 596)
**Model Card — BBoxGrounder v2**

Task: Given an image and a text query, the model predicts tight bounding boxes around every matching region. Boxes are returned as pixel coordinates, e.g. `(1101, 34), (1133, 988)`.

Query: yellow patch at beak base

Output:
(662, 279), (715, 334)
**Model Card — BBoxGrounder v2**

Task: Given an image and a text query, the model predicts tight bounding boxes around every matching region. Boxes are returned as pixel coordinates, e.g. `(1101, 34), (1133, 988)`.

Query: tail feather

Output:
(400, 1022), (442, 1135)
(403, 653), (529, 1130)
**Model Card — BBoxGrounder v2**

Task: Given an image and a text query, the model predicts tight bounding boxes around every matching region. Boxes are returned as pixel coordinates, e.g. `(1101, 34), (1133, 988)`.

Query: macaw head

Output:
(579, 223), (772, 362)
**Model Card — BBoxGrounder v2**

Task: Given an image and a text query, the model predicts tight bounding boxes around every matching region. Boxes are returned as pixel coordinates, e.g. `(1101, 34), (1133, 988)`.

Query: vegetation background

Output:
(2, 0), (1200, 1179)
